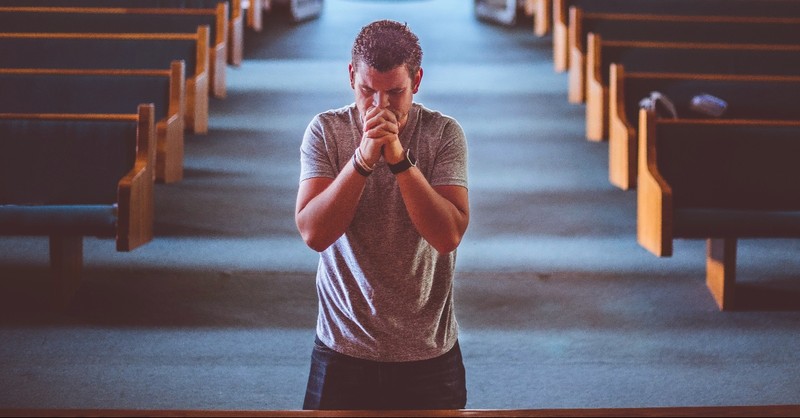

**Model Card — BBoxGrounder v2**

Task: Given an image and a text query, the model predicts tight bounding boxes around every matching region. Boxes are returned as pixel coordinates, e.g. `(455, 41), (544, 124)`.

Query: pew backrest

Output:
(585, 34), (800, 141)
(551, 0), (800, 70)
(608, 64), (800, 190)
(568, 7), (800, 103)
(0, 64), (185, 183)
(0, 4), (227, 98)
(0, 104), (155, 251)
(0, 28), (209, 133)
(636, 109), (800, 257)
(0, 0), (243, 63)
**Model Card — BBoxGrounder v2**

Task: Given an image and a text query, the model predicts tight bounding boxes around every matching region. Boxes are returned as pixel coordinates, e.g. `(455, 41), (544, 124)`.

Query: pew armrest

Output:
(117, 104), (155, 251)
(636, 109), (673, 256)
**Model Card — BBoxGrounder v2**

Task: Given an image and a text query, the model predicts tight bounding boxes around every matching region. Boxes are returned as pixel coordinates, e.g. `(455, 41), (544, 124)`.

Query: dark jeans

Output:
(303, 337), (467, 410)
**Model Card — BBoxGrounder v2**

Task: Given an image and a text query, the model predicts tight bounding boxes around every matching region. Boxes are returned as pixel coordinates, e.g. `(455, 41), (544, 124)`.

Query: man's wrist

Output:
(388, 149), (417, 174)
(353, 148), (374, 177)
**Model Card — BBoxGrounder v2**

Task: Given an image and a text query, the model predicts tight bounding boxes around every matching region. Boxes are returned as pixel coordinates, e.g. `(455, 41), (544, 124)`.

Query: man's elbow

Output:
(300, 231), (332, 253)
(431, 232), (464, 254)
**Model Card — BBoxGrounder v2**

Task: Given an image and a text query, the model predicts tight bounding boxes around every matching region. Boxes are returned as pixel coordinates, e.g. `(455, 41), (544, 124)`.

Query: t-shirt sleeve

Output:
(430, 118), (468, 189)
(299, 114), (337, 182)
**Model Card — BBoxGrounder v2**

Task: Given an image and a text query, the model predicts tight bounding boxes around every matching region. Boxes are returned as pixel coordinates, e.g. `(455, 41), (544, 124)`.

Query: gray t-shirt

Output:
(299, 102), (468, 362)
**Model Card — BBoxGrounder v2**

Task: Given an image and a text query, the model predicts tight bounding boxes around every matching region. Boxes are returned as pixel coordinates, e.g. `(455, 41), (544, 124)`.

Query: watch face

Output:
(389, 149), (416, 174)
(407, 149), (417, 166)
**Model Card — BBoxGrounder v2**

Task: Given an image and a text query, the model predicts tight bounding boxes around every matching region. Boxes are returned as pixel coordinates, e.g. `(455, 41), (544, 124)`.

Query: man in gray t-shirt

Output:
(295, 20), (469, 410)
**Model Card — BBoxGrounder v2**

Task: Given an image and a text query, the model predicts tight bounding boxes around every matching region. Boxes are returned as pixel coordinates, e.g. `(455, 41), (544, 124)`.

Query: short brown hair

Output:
(351, 20), (422, 79)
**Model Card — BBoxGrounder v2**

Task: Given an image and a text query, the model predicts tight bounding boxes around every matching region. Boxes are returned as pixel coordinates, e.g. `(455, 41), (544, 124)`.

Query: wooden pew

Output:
(245, 0), (263, 32)
(550, 0), (800, 72)
(568, 7), (800, 103)
(586, 33), (800, 141)
(0, 4), (228, 99)
(0, 105), (155, 308)
(0, 64), (185, 183)
(0, 0), (243, 66)
(568, 8), (800, 104)
(608, 65), (800, 190)
(636, 109), (800, 310)
(0, 28), (209, 134)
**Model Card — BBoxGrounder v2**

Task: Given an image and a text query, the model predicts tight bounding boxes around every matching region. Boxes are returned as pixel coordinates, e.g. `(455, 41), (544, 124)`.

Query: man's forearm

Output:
(395, 168), (469, 254)
(296, 162), (367, 252)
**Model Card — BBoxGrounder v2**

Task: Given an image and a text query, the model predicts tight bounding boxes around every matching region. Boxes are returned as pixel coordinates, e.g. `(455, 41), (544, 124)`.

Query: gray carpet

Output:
(2, 0), (800, 411)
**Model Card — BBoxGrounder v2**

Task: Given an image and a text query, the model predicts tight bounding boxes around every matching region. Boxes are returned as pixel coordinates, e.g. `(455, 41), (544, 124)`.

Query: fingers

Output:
(364, 108), (399, 138)
(360, 107), (401, 164)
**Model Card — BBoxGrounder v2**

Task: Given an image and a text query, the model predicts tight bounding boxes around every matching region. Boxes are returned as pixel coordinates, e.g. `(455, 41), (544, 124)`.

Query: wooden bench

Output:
(0, 0), (243, 66)
(0, 105), (155, 308)
(0, 4), (228, 99)
(0, 64), (185, 183)
(608, 65), (800, 190)
(550, 0), (800, 72)
(586, 34), (800, 141)
(568, 8), (800, 104)
(0, 28), (209, 134)
(636, 109), (800, 310)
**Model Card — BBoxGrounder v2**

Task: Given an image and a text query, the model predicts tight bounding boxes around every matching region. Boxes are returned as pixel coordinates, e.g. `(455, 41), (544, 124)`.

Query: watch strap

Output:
(388, 149), (416, 174)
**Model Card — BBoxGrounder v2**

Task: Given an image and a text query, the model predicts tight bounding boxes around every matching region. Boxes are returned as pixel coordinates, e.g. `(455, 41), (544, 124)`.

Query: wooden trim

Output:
(636, 108), (673, 257)
(552, 0), (568, 71)
(655, 118), (800, 127)
(624, 72), (800, 82)
(585, 32), (606, 141)
(600, 39), (800, 52)
(567, 6), (584, 103)
(607, 63), (635, 190)
(228, 0), (243, 65)
(0, 32), (198, 41)
(0, 113), (139, 121)
(247, 0), (263, 31)
(0, 68), (169, 76)
(581, 11), (800, 24)
(211, 1), (229, 98)
(187, 25), (210, 134)
(158, 60), (187, 184)
(534, 0), (550, 36)
(117, 104), (155, 252)
(4, 405), (800, 417)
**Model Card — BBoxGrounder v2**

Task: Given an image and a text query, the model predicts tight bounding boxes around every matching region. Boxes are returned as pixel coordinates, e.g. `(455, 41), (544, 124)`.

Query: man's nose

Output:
(372, 92), (389, 109)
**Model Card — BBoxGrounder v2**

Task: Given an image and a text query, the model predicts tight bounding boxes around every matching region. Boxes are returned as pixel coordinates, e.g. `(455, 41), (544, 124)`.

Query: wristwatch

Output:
(388, 148), (417, 174)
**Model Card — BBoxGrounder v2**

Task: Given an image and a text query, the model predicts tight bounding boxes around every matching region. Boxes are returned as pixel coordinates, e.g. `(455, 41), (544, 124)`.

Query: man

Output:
(295, 19), (470, 410)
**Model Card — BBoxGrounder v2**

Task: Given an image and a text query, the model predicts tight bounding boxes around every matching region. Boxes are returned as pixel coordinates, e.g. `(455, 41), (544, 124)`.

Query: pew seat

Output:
(0, 106), (155, 308)
(636, 110), (800, 310)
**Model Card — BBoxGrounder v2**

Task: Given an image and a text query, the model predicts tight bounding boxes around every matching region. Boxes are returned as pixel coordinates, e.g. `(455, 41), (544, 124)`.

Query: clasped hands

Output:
(359, 106), (405, 167)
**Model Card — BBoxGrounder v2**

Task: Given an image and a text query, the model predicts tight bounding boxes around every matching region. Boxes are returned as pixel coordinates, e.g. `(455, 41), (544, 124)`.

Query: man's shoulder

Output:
(413, 103), (463, 137)
(414, 103), (459, 125)
(314, 103), (357, 124)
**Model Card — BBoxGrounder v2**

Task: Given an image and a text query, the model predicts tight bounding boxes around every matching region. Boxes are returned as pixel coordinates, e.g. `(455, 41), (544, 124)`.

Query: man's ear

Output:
(349, 63), (355, 89)
(412, 68), (423, 94)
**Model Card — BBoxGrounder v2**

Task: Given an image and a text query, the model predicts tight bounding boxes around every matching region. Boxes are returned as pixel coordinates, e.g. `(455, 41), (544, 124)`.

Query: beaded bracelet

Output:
(353, 154), (372, 177)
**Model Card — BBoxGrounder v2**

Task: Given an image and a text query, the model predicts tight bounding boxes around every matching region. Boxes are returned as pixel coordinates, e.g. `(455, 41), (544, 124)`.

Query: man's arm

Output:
(395, 170), (469, 254)
(295, 161), (368, 252)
